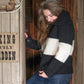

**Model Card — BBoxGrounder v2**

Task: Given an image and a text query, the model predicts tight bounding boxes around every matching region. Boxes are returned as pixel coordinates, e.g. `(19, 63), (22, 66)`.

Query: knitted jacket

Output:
(26, 10), (75, 78)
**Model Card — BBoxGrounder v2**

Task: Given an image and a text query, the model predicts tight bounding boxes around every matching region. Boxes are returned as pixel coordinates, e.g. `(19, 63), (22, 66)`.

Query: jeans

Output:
(26, 72), (72, 84)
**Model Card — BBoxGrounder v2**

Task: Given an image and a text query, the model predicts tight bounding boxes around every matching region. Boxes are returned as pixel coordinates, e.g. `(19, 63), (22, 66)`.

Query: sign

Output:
(0, 33), (19, 62)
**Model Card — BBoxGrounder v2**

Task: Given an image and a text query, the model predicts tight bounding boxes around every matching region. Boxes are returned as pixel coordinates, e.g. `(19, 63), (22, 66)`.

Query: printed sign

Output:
(0, 33), (19, 62)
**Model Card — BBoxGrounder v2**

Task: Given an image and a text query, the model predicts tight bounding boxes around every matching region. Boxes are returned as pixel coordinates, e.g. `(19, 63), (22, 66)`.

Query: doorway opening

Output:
(25, 1), (75, 83)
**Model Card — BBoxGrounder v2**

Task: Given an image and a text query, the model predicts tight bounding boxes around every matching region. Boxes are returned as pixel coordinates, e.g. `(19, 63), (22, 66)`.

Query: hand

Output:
(39, 71), (48, 78)
(24, 33), (28, 39)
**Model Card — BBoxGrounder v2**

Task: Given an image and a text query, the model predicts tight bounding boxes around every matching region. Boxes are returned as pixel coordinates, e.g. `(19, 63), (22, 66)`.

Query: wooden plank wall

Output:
(26, 0), (44, 79)
(0, 0), (26, 84)
(72, 0), (84, 84)
(62, 0), (74, 20)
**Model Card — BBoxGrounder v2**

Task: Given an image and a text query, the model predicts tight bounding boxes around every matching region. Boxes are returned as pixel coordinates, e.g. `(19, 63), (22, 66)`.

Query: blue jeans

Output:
(26, 72), (72, 84)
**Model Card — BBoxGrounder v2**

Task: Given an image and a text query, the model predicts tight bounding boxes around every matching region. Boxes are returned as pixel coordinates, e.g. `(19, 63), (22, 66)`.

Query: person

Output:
(25, 0), (75, 84)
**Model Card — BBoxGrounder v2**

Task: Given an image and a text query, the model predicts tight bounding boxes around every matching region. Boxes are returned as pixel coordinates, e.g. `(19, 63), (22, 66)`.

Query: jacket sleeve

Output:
(43, 20), (75, 78)
(39, 24), (59, 70)
(25, 36), (41, 50)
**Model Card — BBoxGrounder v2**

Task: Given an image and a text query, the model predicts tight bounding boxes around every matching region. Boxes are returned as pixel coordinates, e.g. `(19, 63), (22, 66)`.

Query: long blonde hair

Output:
(37, 1), (64, 45)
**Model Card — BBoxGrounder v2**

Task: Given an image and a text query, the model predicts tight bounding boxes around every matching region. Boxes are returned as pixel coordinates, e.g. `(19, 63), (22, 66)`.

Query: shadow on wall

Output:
(26, 54), (41, 79)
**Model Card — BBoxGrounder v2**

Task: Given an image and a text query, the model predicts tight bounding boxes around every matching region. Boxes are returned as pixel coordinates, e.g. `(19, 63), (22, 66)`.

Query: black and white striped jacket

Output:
(26, 10), (75, 78)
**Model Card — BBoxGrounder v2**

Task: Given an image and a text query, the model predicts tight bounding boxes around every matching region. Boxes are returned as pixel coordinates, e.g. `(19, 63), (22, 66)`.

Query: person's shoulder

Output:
(59, 10), (70, 19)
(56, 10), (72, 25)
(48, 24), (58, 38)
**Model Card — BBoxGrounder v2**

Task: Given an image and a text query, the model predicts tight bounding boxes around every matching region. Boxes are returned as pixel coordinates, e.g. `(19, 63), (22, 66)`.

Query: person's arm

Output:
(39, 24), (59, 70)
(43, 21), (75, 78)
(25, 33), (41, 50)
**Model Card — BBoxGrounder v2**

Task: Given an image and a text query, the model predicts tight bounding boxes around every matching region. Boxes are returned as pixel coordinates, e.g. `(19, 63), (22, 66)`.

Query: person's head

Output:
(37, 1), (64, 44)
(43, 9), (58, 23)
(38, 0), (64, 23)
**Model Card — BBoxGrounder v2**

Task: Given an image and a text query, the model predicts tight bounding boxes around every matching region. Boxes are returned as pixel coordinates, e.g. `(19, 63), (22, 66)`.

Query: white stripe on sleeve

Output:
(43, 38), (59, 55)
(55, 42), (72, 63)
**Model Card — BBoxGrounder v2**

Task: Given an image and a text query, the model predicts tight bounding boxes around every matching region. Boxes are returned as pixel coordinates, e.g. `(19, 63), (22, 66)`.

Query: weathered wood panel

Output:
(0, 0), (10, 5)
(78, 0), (84, 19)
(72, 0), (84, 84)
(0, 14), (2, 84)
(76, 21), (84, 84)
(0, 0), (26, 84)
(19, 1), (26, 84)
(72, 0), (78, 84)
(11, 11), (20, 84)
(2, 13), (11, 84)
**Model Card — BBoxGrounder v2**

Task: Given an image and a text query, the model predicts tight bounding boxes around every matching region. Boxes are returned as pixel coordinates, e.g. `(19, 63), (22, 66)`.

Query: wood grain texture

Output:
(0, 0), (26, 84)
(11, 11), (20, 84)
(78, 0), (84, 19)
(0, 0), (10, 5)
(0, 14), (2, 84)
(2, 13), (11, 84)
(75, 21), (84, 84)
(19, 0), (26, 84)
(72, 0), (84, 84)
